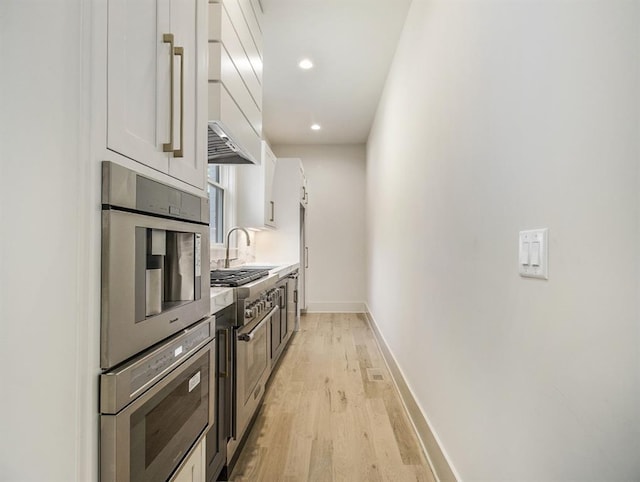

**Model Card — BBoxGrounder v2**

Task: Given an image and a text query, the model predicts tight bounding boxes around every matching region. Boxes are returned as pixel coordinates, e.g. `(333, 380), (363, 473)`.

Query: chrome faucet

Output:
(224, 226), (251, 268)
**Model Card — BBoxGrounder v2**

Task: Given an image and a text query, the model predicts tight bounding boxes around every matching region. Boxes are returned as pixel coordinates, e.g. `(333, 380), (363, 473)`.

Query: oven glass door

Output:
(240, 318), (268, 405)
(230, 307), (276, 460)
(128, 349), (210, 481)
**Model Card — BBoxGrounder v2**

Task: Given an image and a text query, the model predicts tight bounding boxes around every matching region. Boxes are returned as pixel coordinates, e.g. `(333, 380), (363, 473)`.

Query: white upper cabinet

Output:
(263, 142), (277, 227)
(300, 165), (308, 207)
(236, 140), (277, 229)
(106, 0), (207, 189)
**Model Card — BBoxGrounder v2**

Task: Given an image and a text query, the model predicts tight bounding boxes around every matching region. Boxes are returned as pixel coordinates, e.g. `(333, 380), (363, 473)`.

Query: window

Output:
(207, 165), (233, 245)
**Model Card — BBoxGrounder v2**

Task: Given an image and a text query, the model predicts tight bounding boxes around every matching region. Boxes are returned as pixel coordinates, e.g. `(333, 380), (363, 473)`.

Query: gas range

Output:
(211, 266), (279, 327)
(210, 267), (271, 287)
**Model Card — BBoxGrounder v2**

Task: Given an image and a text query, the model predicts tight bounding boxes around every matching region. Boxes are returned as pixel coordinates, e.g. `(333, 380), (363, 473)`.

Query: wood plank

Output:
(230, 313), (435, 482)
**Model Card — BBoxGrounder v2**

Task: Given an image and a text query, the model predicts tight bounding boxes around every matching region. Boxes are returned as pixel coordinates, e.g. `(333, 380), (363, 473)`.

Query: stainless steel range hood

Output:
(208, 121), (258, 165)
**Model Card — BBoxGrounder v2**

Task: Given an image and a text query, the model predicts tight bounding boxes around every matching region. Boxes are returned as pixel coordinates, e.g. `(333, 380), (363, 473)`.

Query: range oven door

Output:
(234, 306), (276, 446)
(101, 322), (214, 482)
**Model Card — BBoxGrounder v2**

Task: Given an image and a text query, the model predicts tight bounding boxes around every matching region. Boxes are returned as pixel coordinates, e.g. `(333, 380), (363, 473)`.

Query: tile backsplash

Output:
(209, 231), (257, 268)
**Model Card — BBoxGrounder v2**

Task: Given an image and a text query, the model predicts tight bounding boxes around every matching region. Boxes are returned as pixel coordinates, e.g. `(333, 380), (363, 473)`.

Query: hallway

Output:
(229, 313), (435, 481)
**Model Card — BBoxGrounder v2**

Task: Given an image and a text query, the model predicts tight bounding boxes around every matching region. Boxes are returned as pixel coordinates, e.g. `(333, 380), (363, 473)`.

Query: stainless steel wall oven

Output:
(100, 319), (214, 482)
(101, 161), (210, 369)
(100, 162), (214, 482)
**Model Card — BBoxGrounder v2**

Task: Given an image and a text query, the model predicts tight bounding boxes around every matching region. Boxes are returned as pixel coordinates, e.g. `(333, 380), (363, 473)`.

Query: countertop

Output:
(254, 262), (300, 279)
(210, 262), (300, 314)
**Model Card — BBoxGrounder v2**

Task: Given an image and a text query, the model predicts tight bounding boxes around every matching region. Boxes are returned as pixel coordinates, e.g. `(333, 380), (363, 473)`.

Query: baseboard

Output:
(305, 301), (365, 313)
(364, 305), (459, 482)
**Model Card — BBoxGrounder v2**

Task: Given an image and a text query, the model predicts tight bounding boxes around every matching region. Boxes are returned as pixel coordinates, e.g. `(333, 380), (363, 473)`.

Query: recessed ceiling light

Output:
(310, 123), (321, 131)
(298, 59), (314, 70)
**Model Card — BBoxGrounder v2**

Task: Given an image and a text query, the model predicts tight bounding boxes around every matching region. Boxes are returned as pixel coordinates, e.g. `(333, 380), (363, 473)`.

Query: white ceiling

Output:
(261, 0), (412, 145)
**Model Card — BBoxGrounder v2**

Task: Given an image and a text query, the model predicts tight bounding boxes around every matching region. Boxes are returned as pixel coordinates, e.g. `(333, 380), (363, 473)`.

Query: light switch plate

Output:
(519, 228), (548, 279)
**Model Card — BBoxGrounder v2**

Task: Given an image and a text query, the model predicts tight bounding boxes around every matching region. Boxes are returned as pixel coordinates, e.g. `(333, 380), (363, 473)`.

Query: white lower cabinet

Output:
(172, 438), (205, 482)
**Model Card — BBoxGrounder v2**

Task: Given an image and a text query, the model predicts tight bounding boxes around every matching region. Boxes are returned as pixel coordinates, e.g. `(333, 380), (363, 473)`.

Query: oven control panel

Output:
(243, 289), (280, 321)
(100, 317), (213, 414)
(129, 322), (210, 394)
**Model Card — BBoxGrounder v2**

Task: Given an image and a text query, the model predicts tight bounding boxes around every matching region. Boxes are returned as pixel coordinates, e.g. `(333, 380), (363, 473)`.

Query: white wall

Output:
(273, 144), (366, 312)
(0, 1), (99, 481)
(367, 1), (640, 480)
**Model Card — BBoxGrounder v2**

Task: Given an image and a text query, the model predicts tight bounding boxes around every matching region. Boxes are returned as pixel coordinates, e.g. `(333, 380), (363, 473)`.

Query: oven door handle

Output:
(238, 307), (278, 342)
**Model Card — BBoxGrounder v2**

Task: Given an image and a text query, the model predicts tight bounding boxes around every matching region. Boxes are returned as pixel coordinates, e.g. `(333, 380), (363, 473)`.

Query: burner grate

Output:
(210, 268), (270, 287)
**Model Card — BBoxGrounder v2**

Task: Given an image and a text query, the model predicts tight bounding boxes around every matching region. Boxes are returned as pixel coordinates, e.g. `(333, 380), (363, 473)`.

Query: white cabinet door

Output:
(263, 142), (277, 227)
(167, 0), (207, 189)
(107, 0), (171, 173)
(300, 165), (308, 207)
(236, 140), (277, 229)
(107, 0), (206, 189)
(171, 439), (205, 482)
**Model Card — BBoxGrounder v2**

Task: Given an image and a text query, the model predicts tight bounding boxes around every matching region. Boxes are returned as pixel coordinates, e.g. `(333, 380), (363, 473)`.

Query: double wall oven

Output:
(100, 162), (214, 482)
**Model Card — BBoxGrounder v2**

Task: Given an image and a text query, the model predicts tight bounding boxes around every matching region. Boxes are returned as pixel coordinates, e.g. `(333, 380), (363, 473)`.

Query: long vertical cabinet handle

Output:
(270, 201), (275, 222)
(305, 247), (309, 268)
(219, 329), (228, 378)
(162, 34), (175, 153)
(173, 46), (184, 158)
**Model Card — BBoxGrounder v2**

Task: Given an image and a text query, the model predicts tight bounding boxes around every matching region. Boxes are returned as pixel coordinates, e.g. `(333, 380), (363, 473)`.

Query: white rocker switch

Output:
(520, 242), (530, 265)
(519, 229), (548, 279)
(530, 242), (541, 266)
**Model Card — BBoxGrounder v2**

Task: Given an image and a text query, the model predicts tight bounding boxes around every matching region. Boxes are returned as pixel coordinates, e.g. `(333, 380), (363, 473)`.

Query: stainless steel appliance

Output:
(101, 161), (210, 369)
(206, 303), (235, 482)
(270, 277), (290, 366)
(287, 270), (300, 332)
(209, 267), (270, 287)
(232, 285), (280, 454)
(210, 267), (280, 468)
(208, 121), (257, 165)
(100, 318), (215, 482)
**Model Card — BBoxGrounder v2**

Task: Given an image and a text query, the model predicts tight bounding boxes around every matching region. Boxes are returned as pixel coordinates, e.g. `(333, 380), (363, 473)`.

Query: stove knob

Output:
(253, 306), (259, 317)
(245, 309), (253, 319)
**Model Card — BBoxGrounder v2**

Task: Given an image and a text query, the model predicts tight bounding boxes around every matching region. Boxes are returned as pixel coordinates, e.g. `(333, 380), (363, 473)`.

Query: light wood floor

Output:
(229, 313), (435, 482)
